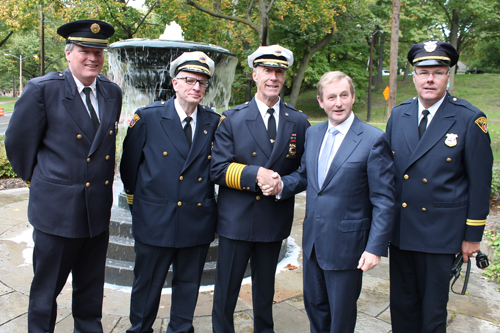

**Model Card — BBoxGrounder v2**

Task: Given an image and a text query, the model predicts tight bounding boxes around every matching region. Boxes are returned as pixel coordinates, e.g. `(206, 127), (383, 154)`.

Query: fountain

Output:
(105, 39), (288, 287)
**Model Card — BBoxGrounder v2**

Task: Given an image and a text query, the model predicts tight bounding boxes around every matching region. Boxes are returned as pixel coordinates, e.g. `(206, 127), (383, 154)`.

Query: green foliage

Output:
(483, 230), (500, 285)
(0, 135), (17, 179)
(466, 39), (500, 74)
(491, 167), (500, 200)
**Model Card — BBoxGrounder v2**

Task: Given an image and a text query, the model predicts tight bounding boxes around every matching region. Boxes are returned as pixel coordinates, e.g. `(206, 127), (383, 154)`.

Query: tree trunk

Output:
(388, 0), (400, 118)
(244, 41), (253, 102)
(258, 0), (269, 45)
(376, 32), (385, 88)
(448, 9), (459, 94)
(402, 61), (410, 81)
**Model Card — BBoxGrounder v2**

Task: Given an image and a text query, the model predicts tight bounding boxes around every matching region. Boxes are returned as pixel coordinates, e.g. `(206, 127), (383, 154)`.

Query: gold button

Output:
(163, 151), (168, 156)
(402, 202), (407, 208)
(392, 151), (395, 156)
(178, 201), (182, 206)
(198, 178), (202, 182)
(109, 130), (114, 135)
(59, 73), (63, 77)
(86, 182), (90, 188)
(161, 101), (165, 104)
(404, 174), (409, 179)
(105, 155), (110, 160)
(453, 98), (457, 101)
(179, 176), (184, 180)
(256, 196), (261, 200)
(204, 130), (208, 134)
(446, 158), (451, 162)
(208, 155), (212, 160)
(197, 203), (202, 207)
(422, 207), (427, 211)
(105, 180), (109, 185)
(87, 158), (91, 163)
(247, 187), (251, 190)
(422, 178), (428, 183)
(252, 152), (257, 156)
(77, 134), (82, 139)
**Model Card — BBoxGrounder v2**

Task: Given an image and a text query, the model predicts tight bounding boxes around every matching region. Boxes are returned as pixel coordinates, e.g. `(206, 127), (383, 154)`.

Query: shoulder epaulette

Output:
(97, 74), (111, 82)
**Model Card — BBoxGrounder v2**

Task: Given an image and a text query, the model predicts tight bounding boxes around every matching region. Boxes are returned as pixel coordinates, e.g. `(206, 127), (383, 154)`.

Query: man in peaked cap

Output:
(210, 45), (310, 332)
(5, 19), (121, 332)
(386, 40), (492, 332)
(120, 51), (220, 333)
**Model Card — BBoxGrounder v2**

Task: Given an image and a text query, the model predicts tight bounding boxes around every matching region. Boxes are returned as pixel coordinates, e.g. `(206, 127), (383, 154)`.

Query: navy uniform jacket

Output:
(281, 116), (396, 270)
(210, 98), (310, 242)
(5, 69), (122, 238)
(120, 97), (219, 248)
(386, 93), (493, 254)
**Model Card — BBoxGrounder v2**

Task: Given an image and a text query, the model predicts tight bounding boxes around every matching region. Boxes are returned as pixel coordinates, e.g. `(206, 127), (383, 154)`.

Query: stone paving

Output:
(0, 187), (499, 332)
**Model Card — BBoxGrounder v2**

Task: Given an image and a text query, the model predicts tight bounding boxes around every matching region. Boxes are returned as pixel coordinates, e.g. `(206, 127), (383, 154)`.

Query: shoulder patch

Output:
(475, 117), (488, 133)
(217, 115), (226, 128)
(129, 114), (140, 128)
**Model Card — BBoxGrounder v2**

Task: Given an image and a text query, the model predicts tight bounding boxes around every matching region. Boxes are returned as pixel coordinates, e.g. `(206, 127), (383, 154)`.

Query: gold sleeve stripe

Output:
(466, 219), (486, 226)
(226, 163), (247, 190)
(125, 193), (134, 205)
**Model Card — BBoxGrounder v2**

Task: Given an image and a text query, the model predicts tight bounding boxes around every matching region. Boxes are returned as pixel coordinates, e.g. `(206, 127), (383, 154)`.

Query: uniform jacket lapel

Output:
(321, 116), (362, 190)
(266, 102), (294, 168)
(246, 98), (273, 158)
(401, 98), (420, 154)
(407, 94), (456, 169)
(61, 69), (96, 141)
(161, 99), (190, 159)
(89, 76), (116, 156)
(182, 106), (213, 173)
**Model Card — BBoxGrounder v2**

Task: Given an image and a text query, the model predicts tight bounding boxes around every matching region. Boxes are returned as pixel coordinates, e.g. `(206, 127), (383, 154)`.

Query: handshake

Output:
(257, 167), (282, 196)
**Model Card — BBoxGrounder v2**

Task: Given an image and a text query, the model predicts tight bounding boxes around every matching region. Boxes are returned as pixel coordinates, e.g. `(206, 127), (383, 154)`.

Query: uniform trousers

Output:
(389, 244), (455, 333)
(212, 236), (282, 333)
(303, 247), (363, 333)
(127, 239), (209, 333)
(28, 228), (109, 333)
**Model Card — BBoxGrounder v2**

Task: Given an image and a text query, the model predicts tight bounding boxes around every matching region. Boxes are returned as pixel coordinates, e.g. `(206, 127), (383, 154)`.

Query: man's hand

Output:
(357, 251), (381, 272)
(461, 240), (480, 263)
(257, 167), (281, 195)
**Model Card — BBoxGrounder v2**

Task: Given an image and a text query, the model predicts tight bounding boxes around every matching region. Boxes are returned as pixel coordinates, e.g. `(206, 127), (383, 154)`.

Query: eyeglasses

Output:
(413, 70), (449, 79)
(175, 76), (210, 88)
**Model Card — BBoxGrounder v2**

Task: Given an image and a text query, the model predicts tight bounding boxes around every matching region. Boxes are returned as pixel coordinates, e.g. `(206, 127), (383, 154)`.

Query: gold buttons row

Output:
(77, 132), (114, 139)
(86, 155), (110, 163)
(402, 202), (426, 211)
(177, 201), (204, 207)
(178, 176), (204, 182)
(85, 181), (110, 187)
(403, 174), (428, 183)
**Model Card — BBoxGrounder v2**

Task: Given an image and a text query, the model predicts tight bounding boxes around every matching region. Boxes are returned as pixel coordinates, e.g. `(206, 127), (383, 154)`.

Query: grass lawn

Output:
(0, 96), (17, 112)
(288, 74), (500, 161)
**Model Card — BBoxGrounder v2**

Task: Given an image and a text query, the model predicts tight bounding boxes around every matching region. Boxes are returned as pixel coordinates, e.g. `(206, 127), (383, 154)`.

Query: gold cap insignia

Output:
(444, 133), (458, 147)
(199, 55), (207, 63)
(90, 23), (101, 34)
(424, 41), (438, 53)
(475, 116), (488, 133)
(274, 47), (283, 57)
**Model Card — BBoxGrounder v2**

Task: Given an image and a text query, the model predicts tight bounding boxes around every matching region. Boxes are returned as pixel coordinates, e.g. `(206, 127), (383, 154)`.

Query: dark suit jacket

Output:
(281, 116), (396, 270)
(5, 68), (122, 238)
(210, 98), (310, 242)
(386, 93), (493, 254)
(120, 97), (219, 248)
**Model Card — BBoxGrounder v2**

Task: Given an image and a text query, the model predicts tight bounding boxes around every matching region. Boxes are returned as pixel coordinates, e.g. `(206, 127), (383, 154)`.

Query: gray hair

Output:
(65, 43), (74, 52)
(317, 71), (355, 100)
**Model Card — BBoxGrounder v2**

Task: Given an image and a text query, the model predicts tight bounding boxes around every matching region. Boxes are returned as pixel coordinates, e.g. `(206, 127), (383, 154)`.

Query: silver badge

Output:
(424, 41), (438, 53)
(445, 133), (458, 147)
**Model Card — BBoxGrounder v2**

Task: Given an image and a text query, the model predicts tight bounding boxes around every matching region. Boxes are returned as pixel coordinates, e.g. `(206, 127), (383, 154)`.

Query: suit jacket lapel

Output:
(61, 69), (96, 141)
(407, 96), (456, 168)
(311, 121), (328, 191)
(182, 107), (213, 173)
(161, 99), (190, 159)
(402, 98), (420, 154)
(246, 98), (273, 158)
(266, 103), (294, 168)
(321, 116), (362, 190)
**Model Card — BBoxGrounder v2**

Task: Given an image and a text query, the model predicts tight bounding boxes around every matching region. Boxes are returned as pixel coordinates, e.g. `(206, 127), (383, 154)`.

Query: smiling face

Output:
(413, 65), (450, 109)
(318, 78), (355, 127)
(172, 70), (208, 114)
(65, 44), (104, 86)
(253, 66), (286, 107)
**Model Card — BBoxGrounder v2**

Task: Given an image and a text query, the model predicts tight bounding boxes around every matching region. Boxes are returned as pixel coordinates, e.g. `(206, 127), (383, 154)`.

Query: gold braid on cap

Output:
(178, 64), (211, 75)
(68, 36), (108, 44)
(254, 58), (289, 67)
(413, 56), (451, 63)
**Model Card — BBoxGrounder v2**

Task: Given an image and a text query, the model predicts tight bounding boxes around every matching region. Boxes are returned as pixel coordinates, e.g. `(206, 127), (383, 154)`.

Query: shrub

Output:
(491, 167), (500, 200)
(0, 135), (18, 178)
(483, 230), (500, 286)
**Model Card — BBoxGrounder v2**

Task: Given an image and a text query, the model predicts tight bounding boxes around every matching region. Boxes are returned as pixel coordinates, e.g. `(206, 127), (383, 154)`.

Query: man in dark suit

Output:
(5, 20), (121, 333)
(210, 45), (310, 332)
(262, 71), (395, 332)
(386, 40), (493, 332)
(120, 51), (220, 333)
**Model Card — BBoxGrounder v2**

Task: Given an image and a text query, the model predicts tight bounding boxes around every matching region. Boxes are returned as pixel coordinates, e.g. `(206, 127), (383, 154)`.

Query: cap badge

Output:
(424, 41), (438, 53)
(274, 47), (283, 57)
(199, 55), (207, 63)
(444, 133), (458, 147)
(90, 23), (101, 34)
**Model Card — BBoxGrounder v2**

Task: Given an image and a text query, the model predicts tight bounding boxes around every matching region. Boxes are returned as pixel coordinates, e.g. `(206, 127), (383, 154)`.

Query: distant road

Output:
(0, 100), (16, 136)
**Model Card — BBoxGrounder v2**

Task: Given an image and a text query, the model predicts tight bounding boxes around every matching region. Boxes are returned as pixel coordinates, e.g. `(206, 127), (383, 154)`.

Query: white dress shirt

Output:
(73, 75), (99, 120)
(175, 98), (197, 140)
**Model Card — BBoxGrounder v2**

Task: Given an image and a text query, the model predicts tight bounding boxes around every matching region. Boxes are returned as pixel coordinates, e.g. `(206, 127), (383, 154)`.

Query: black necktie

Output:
(184, 116), (193, 147)
(267, 108), (276, 144)
(83, 87), (99, 130)
(419, 109), (430, 139)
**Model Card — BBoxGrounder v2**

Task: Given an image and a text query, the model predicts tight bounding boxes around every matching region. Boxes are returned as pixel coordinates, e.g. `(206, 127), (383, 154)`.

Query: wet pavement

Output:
(1, 187), (499, 332)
